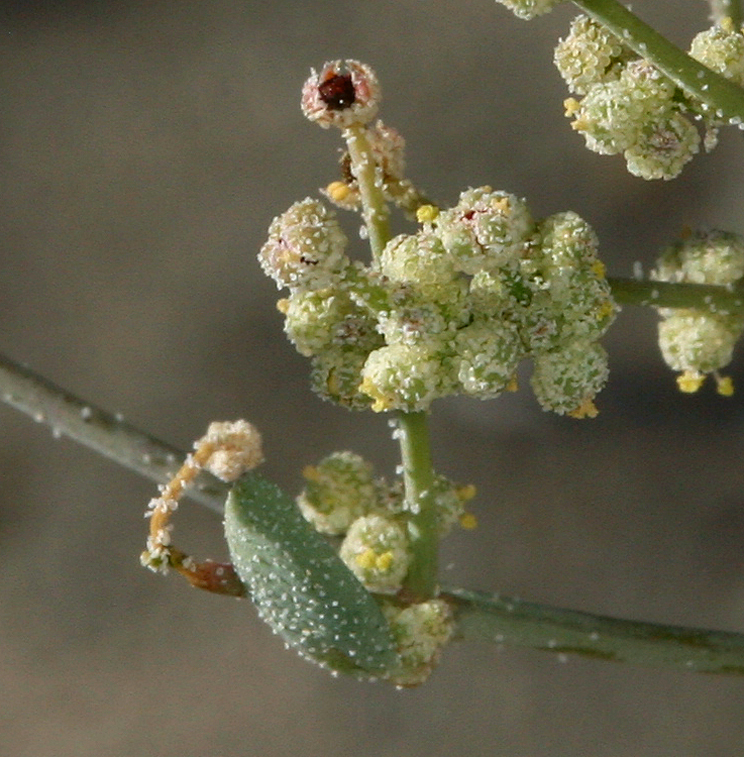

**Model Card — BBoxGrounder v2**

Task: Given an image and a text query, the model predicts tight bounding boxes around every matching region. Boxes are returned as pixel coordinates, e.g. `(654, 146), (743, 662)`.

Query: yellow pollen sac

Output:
(568, 397), (599, 419)
(596, 299), (615, 320)
(326, 181), (353, 203)
(416, 204), (439, 223)
(564, 97), (581, 117)
(276, 298), (290, 314)
(591, 260), (607, 278)
(677, 371), (704, 393)
(355, 548), (378, 570)
(456, 483), (477, 502)
(716, 375), (735, 397)
(302, 464), (320, 482)
(459, 512), (478, 530)
(506, 375), (519, 392)
(375, 551), (394, 572)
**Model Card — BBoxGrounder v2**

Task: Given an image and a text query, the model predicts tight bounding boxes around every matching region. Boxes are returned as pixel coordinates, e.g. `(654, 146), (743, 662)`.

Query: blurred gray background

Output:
(2, 1), (744, 755)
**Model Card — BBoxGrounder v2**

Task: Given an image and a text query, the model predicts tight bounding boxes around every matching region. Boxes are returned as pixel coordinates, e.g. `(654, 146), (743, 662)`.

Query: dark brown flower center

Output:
(318, 73), (356, 110)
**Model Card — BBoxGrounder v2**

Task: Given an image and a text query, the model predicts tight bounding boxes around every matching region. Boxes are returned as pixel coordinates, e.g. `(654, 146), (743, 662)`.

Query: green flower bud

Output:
(310, 345), (378, 410)
(281, 288), (359, 357)
(359, 340), (452, 412)
(258, 198), (348, 290)
(378, 232), (457, 299)
(339, 514), (411, 593)
(379, 598), (455, 687)
(623, 112), (700, 180)
(658, 311), (744, 377)
(494, 0), (565, 20)
(554, 15), (633, 95)
(454, 317), (523, 399)
(297, 451), (378, 535)
(530, 340), (609, 417)
(652, 229), (744, 288)
(435, 187), (533, 274)
(689, 20), (744, 88)
(568, 60), (676, 156)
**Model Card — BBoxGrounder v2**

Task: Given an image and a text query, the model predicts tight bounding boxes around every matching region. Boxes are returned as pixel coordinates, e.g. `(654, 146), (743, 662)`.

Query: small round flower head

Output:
(494, 0), (565, 20)
(454, 317), (524, 399)
(554, 15), (633, 94)
(568, 61), (676, 158)
(689, 20), (744, 88)
(310, 344), (379, 410)
(376, 301), (450, 347)
(301, 60), (381, 129)
(435, 187), (534, 274)
(378, 231), (457, 300)
(359, 340), (451, 412)
(652, 229), (744, 287)
(297, 451), (378, 535)
(281, 288), (354, 357)
(430, 475), (477, 536)
(201, 420), (264, 481)
(530, 340), (609, 417)
(657, 311), (744, 380)
(258, 199), (348, 290)
(379, 598), (455, 687)
(624, 112), (700, 180)
(339, 513), (411, 593)
(530, 211), (617, 344)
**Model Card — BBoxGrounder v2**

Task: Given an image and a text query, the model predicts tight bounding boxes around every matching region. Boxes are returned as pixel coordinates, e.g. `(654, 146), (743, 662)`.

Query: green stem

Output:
(396, 410), (439, 600)
(0, 352), (227, 512)
(446, 587), (744, 675)
(573, 0), (744, 123)
(343, 123), (391, 261)
(608, 276), (744, 312)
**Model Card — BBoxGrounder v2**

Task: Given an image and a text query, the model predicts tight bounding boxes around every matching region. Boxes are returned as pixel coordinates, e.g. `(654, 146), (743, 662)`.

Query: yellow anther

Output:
(456, 483), (477, 502)
(459, 512), (478, 530)
(591, 259), (607, 279)
(564, 97), (580, 117)
(326, 181), (353, 203)
(276, 298), (290, 314)
(677, 371), (704, 393)
(302, 464), (320, 482)
(716, 375), (735, 397)
(375, 551), (394, 572)
(416, 204), (439, 224)
(568, 397), (599, 419)
(355, 548), (378, 570)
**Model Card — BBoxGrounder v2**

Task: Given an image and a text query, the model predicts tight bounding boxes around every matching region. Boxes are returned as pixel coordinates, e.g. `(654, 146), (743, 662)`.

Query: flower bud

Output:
(359, 341), (452, 412)
(258, 199), (348, 290)
(379, 598), (455, 687)
(297, 451), (378, 535)
(339, 514), (411, 593)
(690, 20), (744, 88)
(554, 15), (632, 94)
(653, 229), (744, 287)
(435, 187), (533, 274)
(530, 340), (609, 416)
(623, 112), (700, 180)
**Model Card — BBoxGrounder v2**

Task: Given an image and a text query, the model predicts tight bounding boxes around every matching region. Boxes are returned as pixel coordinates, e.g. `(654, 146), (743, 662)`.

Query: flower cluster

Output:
(296, 450), (469, 684)
(297, 451), (475, 593)
(260, 189), (616, 417)
(651, 229), (744, 393)
(555, 16), (744, 179)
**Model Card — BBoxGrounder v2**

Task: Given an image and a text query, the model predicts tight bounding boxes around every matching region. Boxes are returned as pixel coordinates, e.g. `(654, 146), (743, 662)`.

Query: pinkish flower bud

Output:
(301, 60), (381, 129)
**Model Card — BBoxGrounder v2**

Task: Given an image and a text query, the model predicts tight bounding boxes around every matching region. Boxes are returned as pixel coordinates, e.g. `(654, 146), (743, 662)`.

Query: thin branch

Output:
(446, 587), (744, 675)
(608, 276), (744, 312)
(573, 0), (744, 123)
(0, 351), (227, 512)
